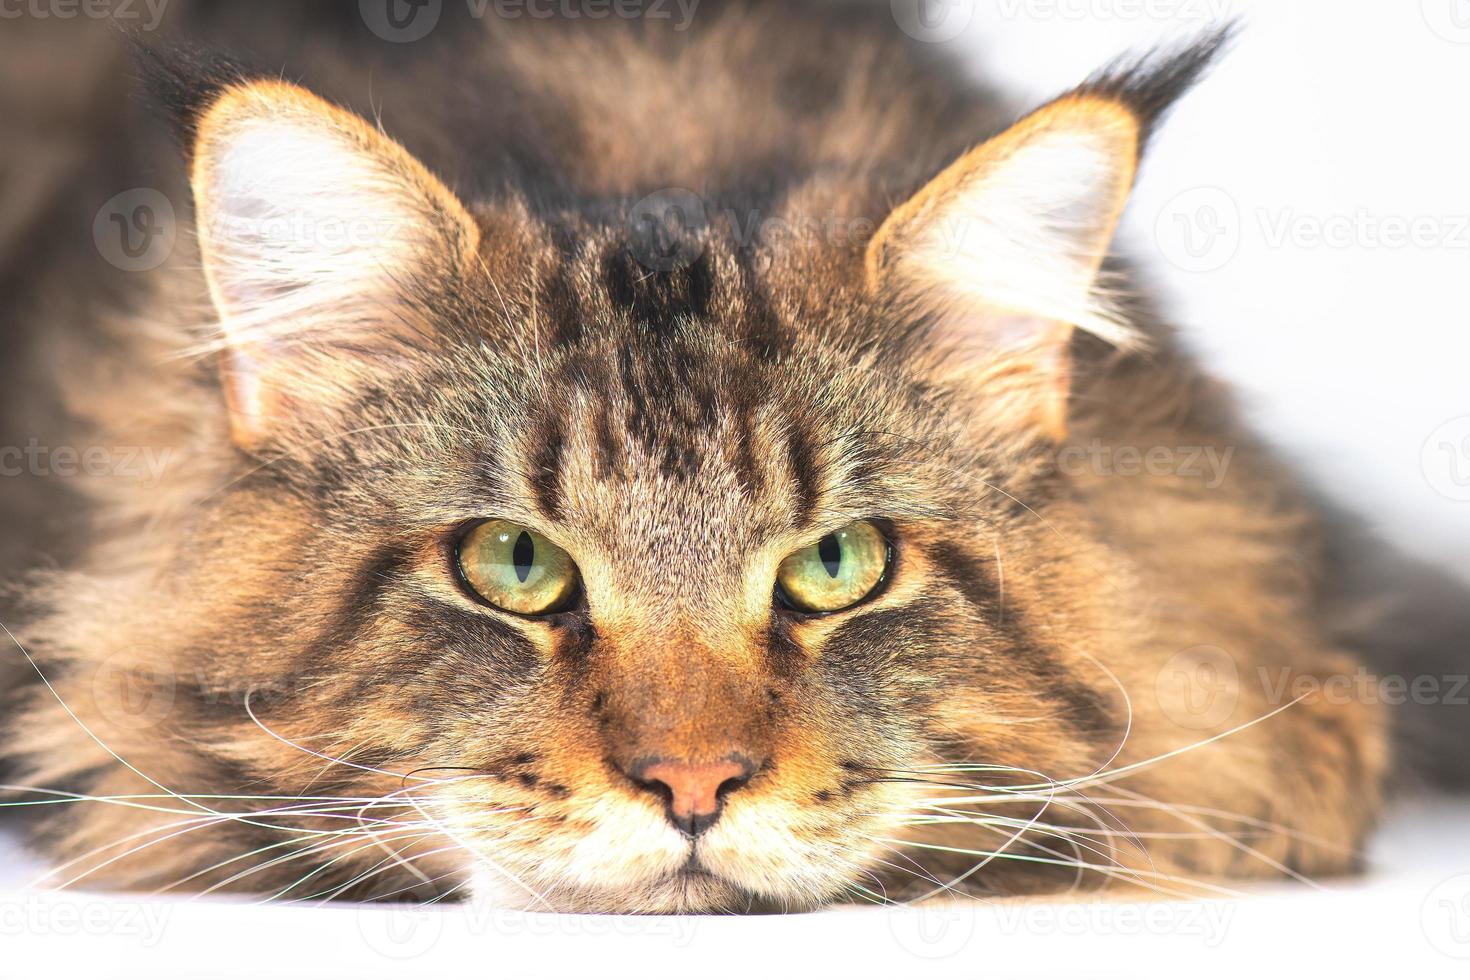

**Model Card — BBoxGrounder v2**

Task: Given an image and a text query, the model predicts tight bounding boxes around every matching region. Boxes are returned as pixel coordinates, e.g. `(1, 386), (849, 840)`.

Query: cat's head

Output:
(115, 37), (1218, 911)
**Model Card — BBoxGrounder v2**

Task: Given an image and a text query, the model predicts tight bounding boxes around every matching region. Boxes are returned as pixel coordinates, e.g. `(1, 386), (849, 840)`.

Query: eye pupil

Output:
(817, 534), (842, 579)
(775, 521), (888, 614)
(512, 530), (535, 583)
(457, 520), (579, 615)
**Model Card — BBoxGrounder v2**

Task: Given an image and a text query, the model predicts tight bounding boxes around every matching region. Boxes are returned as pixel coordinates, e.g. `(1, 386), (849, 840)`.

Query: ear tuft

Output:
(1074, 22), (1237, 151)
(866, 26), (1233, 441)
(128, 34), (261, 150)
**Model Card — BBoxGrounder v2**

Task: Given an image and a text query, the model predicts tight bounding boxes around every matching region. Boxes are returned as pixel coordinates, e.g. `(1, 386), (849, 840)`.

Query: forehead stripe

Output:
(528, 412), (567, 520)
(785, 422), (823, 529)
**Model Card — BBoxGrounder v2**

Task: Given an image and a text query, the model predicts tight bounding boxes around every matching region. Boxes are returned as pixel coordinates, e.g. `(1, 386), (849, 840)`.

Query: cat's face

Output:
(172, 77), (1143, 911)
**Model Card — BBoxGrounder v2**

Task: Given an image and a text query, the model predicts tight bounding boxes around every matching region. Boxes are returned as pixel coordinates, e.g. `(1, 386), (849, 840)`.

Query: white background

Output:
(938, 0), (1470, 583)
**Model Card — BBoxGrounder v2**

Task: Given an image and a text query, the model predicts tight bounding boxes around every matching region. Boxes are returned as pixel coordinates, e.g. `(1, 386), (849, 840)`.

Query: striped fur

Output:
(1, 3), (1385, 912)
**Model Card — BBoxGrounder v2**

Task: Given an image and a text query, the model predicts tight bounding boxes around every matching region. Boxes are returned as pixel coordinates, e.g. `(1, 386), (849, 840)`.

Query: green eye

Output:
(456, 520), (580, 615)
(776, 521), (890, 614)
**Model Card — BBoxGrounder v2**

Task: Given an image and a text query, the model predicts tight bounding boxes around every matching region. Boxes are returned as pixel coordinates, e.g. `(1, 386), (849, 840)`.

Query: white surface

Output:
(2, 799), (1469, 978)
(953, 1), (1470, 583)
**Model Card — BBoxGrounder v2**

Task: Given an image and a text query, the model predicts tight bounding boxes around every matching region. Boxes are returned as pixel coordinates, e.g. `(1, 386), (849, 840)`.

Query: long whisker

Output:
(2, 621), (219, 821)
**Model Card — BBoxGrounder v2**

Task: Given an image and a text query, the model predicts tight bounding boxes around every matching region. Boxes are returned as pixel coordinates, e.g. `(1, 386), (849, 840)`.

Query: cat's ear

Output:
(190, 80), (480, 450)
(865, 35), (1227, 441)
(866, 94), (1137, 442)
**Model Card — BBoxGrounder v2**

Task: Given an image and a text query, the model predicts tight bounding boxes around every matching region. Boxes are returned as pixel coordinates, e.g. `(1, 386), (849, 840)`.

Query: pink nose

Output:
(633, 756), (755, 838)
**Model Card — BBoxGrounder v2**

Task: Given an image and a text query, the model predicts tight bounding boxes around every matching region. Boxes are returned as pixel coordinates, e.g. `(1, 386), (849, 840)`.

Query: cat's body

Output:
(0, 1), (1425, 912)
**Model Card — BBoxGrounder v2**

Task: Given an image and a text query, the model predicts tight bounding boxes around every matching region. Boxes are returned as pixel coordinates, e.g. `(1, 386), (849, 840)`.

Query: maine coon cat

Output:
(2, 1), (1426, 912)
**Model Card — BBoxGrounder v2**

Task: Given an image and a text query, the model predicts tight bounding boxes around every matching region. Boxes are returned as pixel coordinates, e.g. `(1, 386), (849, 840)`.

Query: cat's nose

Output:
(629, 755), (755, 838)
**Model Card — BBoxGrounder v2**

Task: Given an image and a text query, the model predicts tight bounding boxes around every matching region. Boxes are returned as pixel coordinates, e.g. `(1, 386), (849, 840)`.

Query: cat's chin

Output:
(464, 866), (808, 915)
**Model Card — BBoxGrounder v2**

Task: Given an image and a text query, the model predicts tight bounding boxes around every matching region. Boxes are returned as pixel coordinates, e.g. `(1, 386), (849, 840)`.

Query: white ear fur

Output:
(867, 96), (1142, 439)
(191, 81), (479, 448)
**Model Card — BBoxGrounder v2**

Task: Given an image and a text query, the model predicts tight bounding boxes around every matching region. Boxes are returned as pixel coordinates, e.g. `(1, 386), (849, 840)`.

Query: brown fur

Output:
(1, 3), (1384, 912)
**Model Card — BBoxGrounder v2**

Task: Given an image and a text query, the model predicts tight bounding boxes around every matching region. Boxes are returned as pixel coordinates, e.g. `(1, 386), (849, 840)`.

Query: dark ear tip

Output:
(1076, 21), (1240, 148)
(127, 33), (263, 152)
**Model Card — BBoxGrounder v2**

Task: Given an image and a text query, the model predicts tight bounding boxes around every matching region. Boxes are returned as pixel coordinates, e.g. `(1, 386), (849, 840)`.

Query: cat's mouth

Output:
(670, 851), (719, 881)
(652, 855), (769, 912)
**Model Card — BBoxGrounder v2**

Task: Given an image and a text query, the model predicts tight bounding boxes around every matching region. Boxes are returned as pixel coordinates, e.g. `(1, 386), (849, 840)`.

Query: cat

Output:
(2, 0), (1454, 914)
